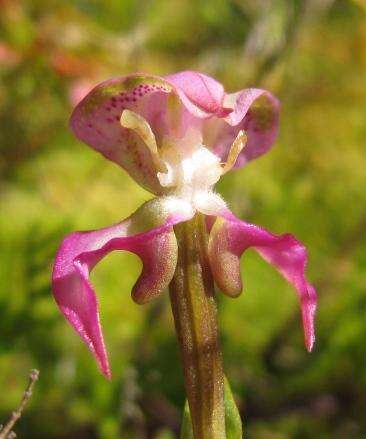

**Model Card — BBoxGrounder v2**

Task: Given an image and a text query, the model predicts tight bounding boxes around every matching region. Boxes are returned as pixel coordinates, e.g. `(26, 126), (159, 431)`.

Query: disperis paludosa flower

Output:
(52, 71), (316, 437)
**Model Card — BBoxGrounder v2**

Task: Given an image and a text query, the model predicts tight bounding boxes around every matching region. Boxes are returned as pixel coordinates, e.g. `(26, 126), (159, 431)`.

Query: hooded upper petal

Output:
(52, 197), (193, 378)
(208, 211), (316, 352)
(70, 71), (280, 195)
(70, 72), (224, 195)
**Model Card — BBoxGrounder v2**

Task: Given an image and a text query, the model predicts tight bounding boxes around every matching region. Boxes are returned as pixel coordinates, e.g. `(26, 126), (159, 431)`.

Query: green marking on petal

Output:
(166, 92), (183, 136)
(126, 198), (174, 235)
(249, 94), (276, 132)
(82, 76), (173, 116)
(208, 217), (243, 297)
(124, 76), (172, 91)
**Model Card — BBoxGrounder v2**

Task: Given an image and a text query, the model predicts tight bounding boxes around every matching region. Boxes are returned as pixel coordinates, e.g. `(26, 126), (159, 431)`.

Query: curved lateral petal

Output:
(52, 198), (193, 377)
(208, 212), (317, 352)
(205, 89), (280, 168)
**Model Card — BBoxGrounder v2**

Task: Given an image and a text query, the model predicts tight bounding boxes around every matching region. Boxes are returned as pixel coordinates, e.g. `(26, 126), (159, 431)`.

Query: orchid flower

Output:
(52, 71), (316, 437)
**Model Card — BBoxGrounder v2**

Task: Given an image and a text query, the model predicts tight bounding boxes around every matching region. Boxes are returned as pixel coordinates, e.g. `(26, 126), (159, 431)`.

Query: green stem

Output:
(169, 214), (225, 439)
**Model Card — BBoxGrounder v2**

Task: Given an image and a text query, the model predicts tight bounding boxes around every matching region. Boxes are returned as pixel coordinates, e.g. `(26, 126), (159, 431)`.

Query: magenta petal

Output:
(52, 198), (191, 377)
(205, 89), (280, 168)
(166, 71), (227, 117)
(70, 72), (219, 194)
(208, 212), (317, 351)
(71, 71), (280, 191)
(70, 74), (175, 194)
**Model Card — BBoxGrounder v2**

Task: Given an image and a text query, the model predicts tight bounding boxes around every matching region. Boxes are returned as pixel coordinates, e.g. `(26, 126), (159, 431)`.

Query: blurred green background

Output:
(1, 0), (366, 437)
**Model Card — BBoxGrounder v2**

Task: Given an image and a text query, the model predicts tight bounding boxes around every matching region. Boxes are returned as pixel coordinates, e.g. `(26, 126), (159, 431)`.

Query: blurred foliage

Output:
(1, 0), (366, 437)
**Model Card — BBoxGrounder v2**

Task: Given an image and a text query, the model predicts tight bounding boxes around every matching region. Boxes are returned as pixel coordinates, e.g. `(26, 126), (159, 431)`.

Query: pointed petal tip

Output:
(301, 284), (317, 353)
(102, 366), (112, 380)
(96, 351), (111, 380)
(304, 320), (315, 352)
(306, 337), (315, 353)
(304, 317), (316, 352)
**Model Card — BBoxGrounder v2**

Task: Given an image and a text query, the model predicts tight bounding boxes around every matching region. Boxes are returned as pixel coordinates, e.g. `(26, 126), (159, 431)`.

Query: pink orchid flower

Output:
(52, 71), (316, 379)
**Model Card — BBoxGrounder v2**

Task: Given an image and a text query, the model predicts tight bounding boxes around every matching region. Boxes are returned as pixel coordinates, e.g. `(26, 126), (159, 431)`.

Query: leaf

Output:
(180, 400), (194, 439)
(180, 377), (243, 438)
(224, 377), (243, 439)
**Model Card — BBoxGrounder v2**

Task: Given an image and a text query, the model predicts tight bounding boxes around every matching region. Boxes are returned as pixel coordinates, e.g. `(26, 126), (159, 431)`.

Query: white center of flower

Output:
(158, 142), (221, 193)
(120, 110), (247, 216)
(157, 138), (226, 215)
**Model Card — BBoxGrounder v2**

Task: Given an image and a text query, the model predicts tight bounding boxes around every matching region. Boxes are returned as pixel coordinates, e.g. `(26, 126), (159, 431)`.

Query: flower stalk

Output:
(169, 214), (225, 439)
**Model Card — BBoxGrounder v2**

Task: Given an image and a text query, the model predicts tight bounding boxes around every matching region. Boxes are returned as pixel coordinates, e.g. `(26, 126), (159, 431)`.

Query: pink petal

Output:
(52, 198), (192, 377)
(166, 70), (231, 118)
(208, 211), (316, 352)
(70, 74), (176, 194)
(204, 89), (280, 168)
(71, 71), (280, 191)
(70, 73), (216, 194)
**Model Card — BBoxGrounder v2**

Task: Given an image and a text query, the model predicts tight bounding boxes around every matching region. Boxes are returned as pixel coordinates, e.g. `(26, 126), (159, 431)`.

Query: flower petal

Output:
(208, 212), (316, 352)
(52, 198), (193, 377)
(71, 71), (280, 190)
(70, 72), (219, 194)
(204, 89), (280, 168)
(70, 74), (175, 194)
(166, 70), (231, 118)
